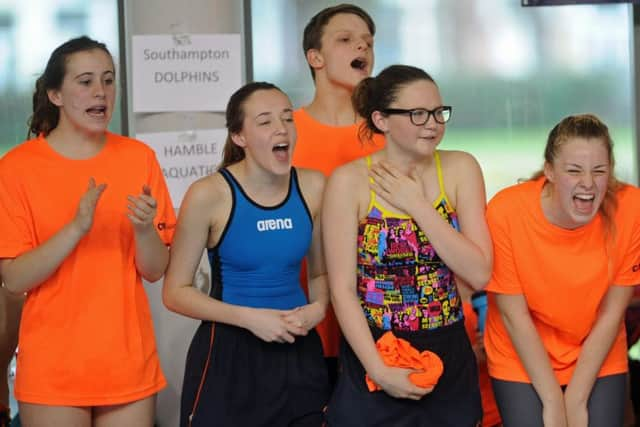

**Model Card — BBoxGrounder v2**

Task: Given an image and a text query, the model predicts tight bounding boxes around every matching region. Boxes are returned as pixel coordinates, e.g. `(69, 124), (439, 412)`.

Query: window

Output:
(0, 0), (121, 156)
(251, 0), (636, 196)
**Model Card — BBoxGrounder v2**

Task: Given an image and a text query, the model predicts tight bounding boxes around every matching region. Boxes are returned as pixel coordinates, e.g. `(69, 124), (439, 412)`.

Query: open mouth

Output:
(86, 106), (107, 117)
(272, 143), (289, 152)
(272, 143), (290, 162)
(573, 193), (595, 214)
(350, 57), (367, 71)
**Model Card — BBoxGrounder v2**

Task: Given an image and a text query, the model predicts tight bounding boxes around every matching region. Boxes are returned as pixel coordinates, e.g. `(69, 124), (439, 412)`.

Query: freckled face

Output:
(48, 49), (115, 136)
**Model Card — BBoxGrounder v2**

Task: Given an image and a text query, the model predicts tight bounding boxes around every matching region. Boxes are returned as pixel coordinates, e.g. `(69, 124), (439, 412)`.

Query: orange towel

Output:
(365, 331), (444, 392)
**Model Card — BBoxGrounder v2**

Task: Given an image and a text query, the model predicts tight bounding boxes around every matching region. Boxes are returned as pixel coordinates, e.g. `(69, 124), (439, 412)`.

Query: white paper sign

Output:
(137, 129), (226, 207)
(132, 34), (242, 112)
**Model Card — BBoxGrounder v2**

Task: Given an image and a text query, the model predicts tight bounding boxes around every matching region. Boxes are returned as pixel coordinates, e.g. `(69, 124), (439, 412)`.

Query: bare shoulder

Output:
(296, 168), (326, 196)
(328, 157), (369, 189)
(438, 149), (481, 171)
(437, 150), (486, 208)
(182, 171), (231, 212)
(438, 149), (484, 184)
(296, 168), (326, 214)
(325, 158), (370, 217)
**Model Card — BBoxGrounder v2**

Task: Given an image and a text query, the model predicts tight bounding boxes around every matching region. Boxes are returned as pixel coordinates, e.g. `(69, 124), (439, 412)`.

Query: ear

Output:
(306, 49), (324, 70)
(47, 89), (63, 107)
(230, 132), (247, 148)
(543, 162), (554, 182)
(371, 110), (389, 133)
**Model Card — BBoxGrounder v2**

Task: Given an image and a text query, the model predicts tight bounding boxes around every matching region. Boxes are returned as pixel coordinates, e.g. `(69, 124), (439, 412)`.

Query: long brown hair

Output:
(28, 36), (112, 138)
(218, 82), (283, 170)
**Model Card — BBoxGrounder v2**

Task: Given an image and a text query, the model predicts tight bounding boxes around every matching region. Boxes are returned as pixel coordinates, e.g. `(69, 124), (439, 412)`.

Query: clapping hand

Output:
(72, 177), (107, 235)
(127, 185), (157, 232)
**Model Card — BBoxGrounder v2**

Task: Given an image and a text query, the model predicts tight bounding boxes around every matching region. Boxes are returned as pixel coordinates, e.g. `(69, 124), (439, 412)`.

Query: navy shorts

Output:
(326, 321), (482, 427)
(181, 322), (330, 427)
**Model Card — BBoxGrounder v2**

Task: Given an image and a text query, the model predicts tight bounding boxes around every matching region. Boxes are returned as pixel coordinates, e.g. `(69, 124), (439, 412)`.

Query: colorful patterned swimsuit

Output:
(357, 151), (463, 332)
(326, 152), (482, 426)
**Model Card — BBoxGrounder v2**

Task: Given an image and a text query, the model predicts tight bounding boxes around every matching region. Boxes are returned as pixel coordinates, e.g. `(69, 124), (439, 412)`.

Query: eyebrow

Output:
(564, 163), (608, 169)
(255, 108), (293, 119)
(333, 29), (373, 38)
(74, 70), (115, 79)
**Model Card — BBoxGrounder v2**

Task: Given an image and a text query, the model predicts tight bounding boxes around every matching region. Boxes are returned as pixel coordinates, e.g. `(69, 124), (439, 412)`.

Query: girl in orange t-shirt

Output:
(485, 114), (640, 427)
(0, 37), (175, 426)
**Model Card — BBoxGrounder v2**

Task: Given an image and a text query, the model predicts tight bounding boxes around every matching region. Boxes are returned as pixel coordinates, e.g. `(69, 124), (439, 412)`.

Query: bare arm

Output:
(369, 153), (492, 289)
(0, 178), (106, 294)
(283, 170), (329, 332)
(162, 175), (305, 343)
(323, 166), (429, 400)
(128, 185), (170, 282)
(564, 285), (634, 426)
(496, 293), (567, 426)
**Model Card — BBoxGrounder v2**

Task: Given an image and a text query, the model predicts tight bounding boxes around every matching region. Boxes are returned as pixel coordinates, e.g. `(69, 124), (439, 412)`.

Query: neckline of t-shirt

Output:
(37, 132), (113, 163)
(532, 177), (598, 237)
(298, 107), (361, 131)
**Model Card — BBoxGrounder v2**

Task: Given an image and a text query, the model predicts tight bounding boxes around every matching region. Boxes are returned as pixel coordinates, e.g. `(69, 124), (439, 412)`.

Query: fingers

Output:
(127, 196), (154, 216)
(405, 384), (432, 400)
(126, 186), (158, 226)
(140, 185), (157, 208)
(85, 180), (107, 206)
(277, 330), (296, 344)
(375, 161), (399, 177)
(282, 316), (308, 336)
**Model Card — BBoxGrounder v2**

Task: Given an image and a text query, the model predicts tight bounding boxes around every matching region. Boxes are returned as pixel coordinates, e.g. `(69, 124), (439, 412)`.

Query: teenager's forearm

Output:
(332, 286), (385, 376)
(566, 286), (633, 403)
(412, 205), (491, 288)
(1, 222), (84, 294)
(307, 273), (330, 310)
(163, 284), (254, 327)
(133, 226), (169, 282)
(499, 298), (564, 405)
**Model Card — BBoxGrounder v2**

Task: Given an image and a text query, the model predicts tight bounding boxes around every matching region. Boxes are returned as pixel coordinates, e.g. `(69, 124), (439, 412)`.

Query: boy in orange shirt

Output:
(293, 4), (385, 383)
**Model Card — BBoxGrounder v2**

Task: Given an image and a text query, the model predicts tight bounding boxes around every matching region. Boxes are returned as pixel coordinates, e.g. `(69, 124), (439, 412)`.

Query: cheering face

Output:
(231, 89), (297, 175)
(47, 49), (116, 137)
(313, 12), (374, 89)
(543, 137), (610, 229)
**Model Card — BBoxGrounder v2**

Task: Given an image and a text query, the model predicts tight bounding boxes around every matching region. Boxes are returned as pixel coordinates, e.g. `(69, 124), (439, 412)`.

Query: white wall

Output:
(120, 1), (247, 425)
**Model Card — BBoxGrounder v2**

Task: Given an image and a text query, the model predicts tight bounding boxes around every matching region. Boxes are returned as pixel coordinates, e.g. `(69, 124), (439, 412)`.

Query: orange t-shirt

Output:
(292, 108), (384, 357)
(484, 178), (640, 385)
(0, 133), (176, 406)
(462, 302), (502, 427)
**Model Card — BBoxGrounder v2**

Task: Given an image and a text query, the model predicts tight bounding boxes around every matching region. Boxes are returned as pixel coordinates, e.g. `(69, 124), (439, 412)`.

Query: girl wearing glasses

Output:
(323, 64), (492, 426)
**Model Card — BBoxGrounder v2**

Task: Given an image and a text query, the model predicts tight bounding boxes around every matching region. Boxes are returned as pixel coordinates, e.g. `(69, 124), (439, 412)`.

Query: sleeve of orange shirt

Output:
(612, 186), (640, 286)
(485, 193), (522, 295)
(0, 155), (35, 258)
(145, 148), (176, 245)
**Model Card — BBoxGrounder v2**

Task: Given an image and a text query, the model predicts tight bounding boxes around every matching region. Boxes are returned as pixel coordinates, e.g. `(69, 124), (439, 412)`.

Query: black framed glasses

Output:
(382, 106), (452, 125)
